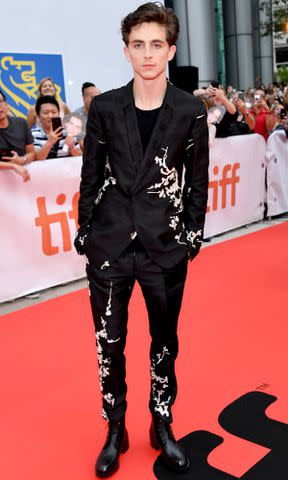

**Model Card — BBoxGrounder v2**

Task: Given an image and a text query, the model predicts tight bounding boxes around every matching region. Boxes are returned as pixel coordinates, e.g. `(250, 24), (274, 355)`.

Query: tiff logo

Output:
(35, 192), (79, 256)
(207, 163), (240, 213)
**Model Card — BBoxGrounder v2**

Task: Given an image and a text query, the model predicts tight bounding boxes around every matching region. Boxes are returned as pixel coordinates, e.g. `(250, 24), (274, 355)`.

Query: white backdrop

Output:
(0, 0), (146, 110)
(1, 135), (269, 303)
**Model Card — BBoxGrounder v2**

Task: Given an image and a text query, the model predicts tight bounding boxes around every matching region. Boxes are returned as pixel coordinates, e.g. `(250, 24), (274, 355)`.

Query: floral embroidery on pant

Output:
(95, 280), (120, 419)
(151, 346), (171, 418)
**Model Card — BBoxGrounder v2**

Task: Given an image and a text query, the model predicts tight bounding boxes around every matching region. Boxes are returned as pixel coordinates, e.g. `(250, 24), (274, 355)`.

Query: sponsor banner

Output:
(266, 130), (288, 217)
(0, 53), (66, 118)
(205, 134), (266, 238)
(1, 134), (266, 302)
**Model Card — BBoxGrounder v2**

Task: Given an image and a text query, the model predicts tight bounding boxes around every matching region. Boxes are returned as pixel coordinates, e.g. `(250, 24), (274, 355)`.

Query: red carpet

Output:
(1, 223), (288, 479)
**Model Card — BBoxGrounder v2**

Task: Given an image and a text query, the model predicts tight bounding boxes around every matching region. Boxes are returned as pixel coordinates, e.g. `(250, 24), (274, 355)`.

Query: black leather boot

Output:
(150, 416), (190, 472)
(95, 418), (129, 478)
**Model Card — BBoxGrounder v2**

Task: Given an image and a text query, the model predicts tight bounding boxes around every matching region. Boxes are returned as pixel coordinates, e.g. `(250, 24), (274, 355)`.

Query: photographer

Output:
(0, 89), (35, 181)
(248, 89), (275, 141)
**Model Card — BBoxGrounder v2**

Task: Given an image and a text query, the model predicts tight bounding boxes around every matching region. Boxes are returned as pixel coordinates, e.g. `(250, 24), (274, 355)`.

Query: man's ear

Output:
(124, 46), (131, 63)
(168, 45), (176, 62)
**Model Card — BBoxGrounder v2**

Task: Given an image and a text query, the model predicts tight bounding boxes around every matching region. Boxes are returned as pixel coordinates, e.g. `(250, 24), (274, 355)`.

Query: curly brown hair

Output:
(121, 2), (179, 47)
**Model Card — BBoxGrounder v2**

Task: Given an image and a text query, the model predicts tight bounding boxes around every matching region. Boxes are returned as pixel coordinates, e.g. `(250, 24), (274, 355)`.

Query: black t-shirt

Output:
(0, 116), (33, 156)
(135, 106), (161, 154)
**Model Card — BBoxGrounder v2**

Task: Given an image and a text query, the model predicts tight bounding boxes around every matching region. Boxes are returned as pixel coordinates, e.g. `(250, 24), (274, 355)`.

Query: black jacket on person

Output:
(76, 80), (209, 270)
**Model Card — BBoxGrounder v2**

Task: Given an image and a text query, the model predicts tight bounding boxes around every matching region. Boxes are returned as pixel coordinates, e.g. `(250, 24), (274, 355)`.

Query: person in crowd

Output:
(74, 2), (209, 477)
(194, 83), (237, 137)
(270, 104), (288, 138)
(26, 77), (70, 128)
(248, 89), (275, 141)
(230, 93), (253, 135)
(32, 96), (81, 160)
(226, 84), (235, 99)
(75, 82), (101, 130)
(0, 89), (34, 181)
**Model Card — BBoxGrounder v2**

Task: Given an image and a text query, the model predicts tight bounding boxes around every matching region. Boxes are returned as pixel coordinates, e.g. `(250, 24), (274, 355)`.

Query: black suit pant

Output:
(86, 238), (188, 423)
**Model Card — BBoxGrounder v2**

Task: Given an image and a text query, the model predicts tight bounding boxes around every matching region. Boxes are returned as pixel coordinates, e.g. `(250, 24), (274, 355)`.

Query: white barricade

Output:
(204, 134), (266, 237)
(0, 156), (85, 302)
(266, 130), (288, 217)
(0, 135), (267, 302)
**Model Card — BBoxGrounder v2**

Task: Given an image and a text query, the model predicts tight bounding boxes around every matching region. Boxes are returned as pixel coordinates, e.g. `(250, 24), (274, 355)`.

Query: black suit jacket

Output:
(77, 80), (209, 269)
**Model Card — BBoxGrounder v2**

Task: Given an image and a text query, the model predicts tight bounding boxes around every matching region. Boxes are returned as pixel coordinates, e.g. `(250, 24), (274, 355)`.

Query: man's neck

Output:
(133, 74), (167, 111)
(0, 117), (9, 129)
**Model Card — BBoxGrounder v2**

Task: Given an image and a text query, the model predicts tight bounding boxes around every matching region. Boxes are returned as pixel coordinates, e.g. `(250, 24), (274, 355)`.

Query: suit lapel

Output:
(123, 81), (143, 176)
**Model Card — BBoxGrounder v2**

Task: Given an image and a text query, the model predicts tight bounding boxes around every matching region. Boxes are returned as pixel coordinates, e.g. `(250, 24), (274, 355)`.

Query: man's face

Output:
(124, 22), (176, 81)
(0, 94), (9, 122)
(83, 86), (100, 111)
(38, 103), (59, 131)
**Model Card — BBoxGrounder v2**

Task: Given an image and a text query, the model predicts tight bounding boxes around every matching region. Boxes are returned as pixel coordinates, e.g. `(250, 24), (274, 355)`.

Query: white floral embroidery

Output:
(186, 229), (203, 249)
(151, 346), (171, 418)
(78, 233), (88, 246)
(147, 147), (185, 245)
(147, 147), (182, 209)
(102, 408), (108, 421)
(169, 215), (179, 231)
(196, 114), (205, 119)
(104, 392), (115, 407)
(95, 286), (120, 417)
(156, 346), (170, 365)
(95, 159), (116, 205)
(106, 281), (113, 316)
(186, 138), (194, 150)
(101, 260), (110, 270)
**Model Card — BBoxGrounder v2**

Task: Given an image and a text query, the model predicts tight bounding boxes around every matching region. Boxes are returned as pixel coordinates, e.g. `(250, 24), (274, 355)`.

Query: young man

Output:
(32, 96), (81, 159)
(75, 82), (101, 131)
(75, 3), (209, 477)
(0, 89), (35, 181)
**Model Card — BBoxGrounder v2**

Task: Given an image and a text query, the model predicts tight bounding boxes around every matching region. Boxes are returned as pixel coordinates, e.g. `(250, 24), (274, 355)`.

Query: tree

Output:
(260, 0), (288, 40)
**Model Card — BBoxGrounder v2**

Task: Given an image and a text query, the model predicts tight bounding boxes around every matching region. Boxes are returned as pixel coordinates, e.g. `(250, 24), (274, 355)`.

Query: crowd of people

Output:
(0, 75), (287, 183)
(194, 81), (288, 146)
(0, 79), (101, 181)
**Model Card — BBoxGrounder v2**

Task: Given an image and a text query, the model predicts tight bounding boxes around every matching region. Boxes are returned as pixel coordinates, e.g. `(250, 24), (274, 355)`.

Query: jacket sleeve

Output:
(182, 101), (209, 259)
(75, 98), (107, 254)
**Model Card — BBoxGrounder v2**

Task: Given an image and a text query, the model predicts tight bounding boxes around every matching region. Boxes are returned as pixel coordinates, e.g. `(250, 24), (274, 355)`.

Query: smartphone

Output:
(51, 117), (63, 135)
(254, 94), (261, 101)
(0, 148), (13, 161)
(211, 80), (219, 88)
(238, 91), (245, 101)
(280, 109), (287, 120)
